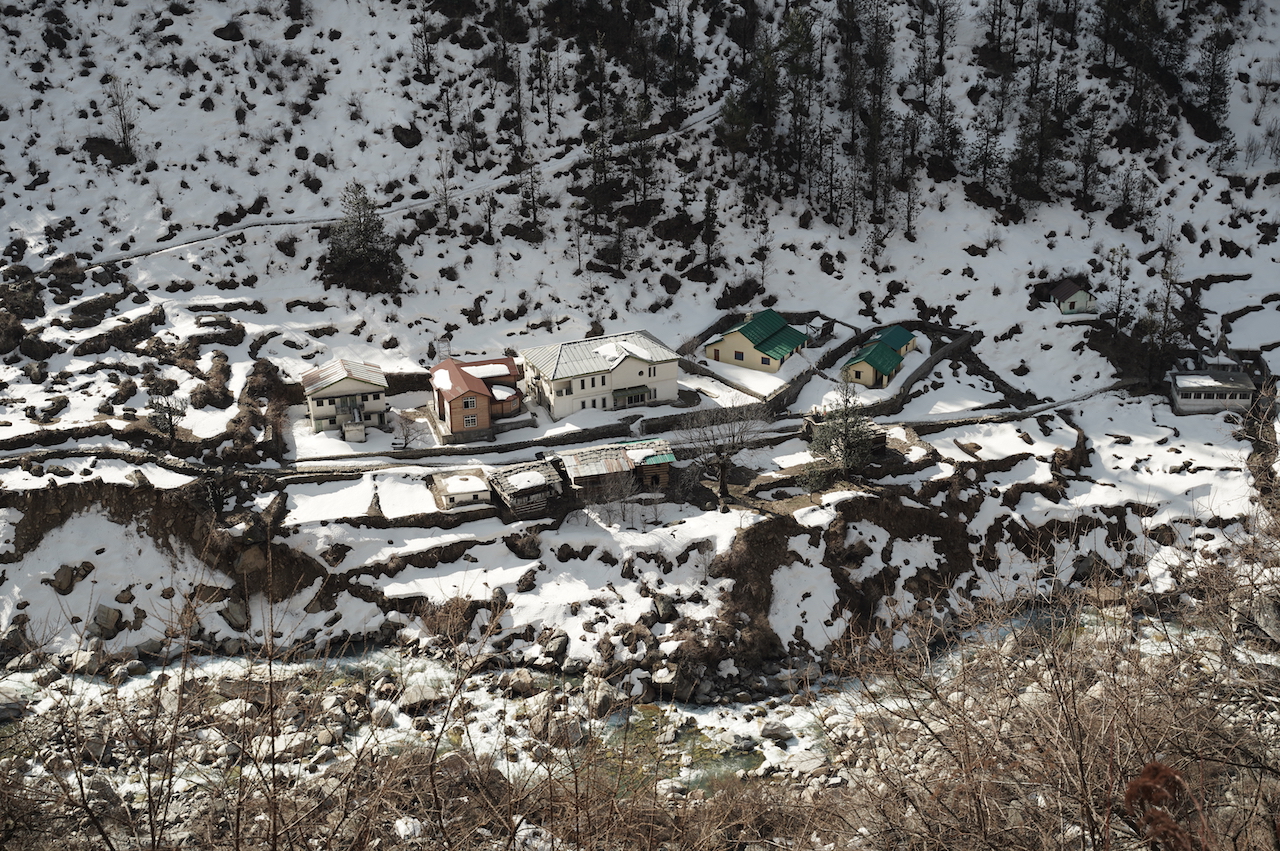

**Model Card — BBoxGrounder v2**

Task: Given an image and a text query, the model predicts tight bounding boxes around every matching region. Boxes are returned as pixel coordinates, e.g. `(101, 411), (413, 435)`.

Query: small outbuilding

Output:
(557, 438), (675, 495)
(490, 459), (564, 518)
(868, 324), (918, 357)
(1047, 279), (1098, 315)
(841, 342), (904, 389)
(431, 469), (493, 509)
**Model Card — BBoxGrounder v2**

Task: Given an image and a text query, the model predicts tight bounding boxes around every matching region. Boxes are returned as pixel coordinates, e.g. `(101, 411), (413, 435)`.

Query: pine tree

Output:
(322, 181), (405, 294)
(810, 377), (876, 480)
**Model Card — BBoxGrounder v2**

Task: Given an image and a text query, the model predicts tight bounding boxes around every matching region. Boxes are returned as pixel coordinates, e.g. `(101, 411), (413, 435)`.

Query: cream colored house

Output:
(301, 359), (389, 435)
(703, 309), (808, 373)
(519, 330), (680, 421)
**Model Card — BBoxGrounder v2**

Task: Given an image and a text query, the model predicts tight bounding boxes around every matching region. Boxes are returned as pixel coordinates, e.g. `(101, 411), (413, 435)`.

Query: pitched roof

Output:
(843, 341), (903, 376)
(490, 459), (561, 496)
(558, 439), (675, 482)
(710, 309), (809, 360)
(1049, 279), (1089, 302)
(558, 444), (634, 480)
(519, 330), (678, 380)
(430, 357), (520, 402)
(300, 359), (388, 397)
(620, 438), (675, 466)
(870, 324), (915, 352)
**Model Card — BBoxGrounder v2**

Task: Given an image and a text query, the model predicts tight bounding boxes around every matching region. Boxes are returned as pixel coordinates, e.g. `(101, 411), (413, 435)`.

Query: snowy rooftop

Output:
(300, 359), (388, 396)
(519, 331), (678, 380)
(1170, 371), (1256, 392)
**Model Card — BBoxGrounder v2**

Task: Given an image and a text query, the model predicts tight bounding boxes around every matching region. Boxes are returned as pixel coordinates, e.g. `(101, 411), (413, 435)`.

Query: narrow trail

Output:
(13, 102), (724, 284)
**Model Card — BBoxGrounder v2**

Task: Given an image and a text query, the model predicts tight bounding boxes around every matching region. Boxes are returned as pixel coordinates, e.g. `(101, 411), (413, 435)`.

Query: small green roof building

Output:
(841, 341), (904, 388)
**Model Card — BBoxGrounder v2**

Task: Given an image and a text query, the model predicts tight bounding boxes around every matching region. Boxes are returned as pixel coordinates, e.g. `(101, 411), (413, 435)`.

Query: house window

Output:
(626, 392), (646, 405)
(361, 394), (369, 402)
(761, 356), (771, 366)
(464, 415), (478, 428)
(372, 393), (380, 401)
(463, 396), (477, 409)
(648, 366), (656, 377)
(580, 379), (586, 390)
(591, 399), (597, 408)
(734, 351), (744, 361)
(581, 401), (586, 410)
(855, 370), (863, 379)
(328, 418), (337, 425)
(1068, 300), (1076, 309)
(591, 376), (596, 387)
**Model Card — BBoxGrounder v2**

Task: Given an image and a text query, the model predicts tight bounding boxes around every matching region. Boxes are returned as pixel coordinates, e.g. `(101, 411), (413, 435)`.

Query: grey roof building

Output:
(519, 330), (681, 421)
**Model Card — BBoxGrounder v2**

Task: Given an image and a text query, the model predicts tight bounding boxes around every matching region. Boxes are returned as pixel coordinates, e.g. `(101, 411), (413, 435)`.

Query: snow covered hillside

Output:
(0, 0), (1278, 671)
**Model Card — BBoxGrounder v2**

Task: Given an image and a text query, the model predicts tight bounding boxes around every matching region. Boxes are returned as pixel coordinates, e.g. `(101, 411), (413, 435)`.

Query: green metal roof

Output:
(843, 341), (903, 376)
(731, 309), (787, 345)
(720, 309), (808, 360)
(871, 325), (915, 352)
(619, 438), (675, 466)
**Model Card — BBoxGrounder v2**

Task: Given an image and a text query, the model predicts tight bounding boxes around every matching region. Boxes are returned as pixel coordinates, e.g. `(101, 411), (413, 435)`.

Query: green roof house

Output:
(841, 341), (904, 388)
(703, 309), (809, 373)
(869, 324), (918, 356)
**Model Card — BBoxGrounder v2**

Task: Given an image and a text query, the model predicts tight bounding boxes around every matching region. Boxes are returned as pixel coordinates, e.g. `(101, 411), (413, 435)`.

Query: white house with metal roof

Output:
(518, 330), (680, 421)
(1166, 369), (1256, 416)
(300, 358), (390, 437)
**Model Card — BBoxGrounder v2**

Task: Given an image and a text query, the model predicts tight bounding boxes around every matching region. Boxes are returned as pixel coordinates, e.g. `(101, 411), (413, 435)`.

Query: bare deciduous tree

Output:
(677, 403), (770, 501)
(106, 76), (137, 160)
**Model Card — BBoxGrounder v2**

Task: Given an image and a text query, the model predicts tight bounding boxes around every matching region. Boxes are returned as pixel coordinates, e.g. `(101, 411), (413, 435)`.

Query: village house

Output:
(431, 469), (493, 509)
(1167, 370), (1256, 416)
(489, 459), (564, 518)
(429, 356), (523, 440)
(841, 342), (904, 388)
(300, 358), (389, 441)
(1047, 279), (1098, 315)
(868, 324), (918, 357)
(519, 330), (680, 421)
(703, 309), (808, 373)
(557, 438), (675, 495)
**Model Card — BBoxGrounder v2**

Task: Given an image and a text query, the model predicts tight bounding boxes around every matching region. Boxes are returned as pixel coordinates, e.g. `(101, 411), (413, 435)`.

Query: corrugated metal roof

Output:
(732, 309), (787, 345)
(519, 330), (678, 380)
(558, 439), (675, 481)
(559, 445), (634, 480)
(708, 309), (808, 360)
(300, 359), (388, 396)
(755, 324), (808, 360)
(490, 459), (561, 496)
(844, 341), (903, 376)
(870, 325), (915, 353)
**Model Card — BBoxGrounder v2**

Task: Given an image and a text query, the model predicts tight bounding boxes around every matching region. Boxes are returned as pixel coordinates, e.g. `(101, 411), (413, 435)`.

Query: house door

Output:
(713, 349), (720, 361)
